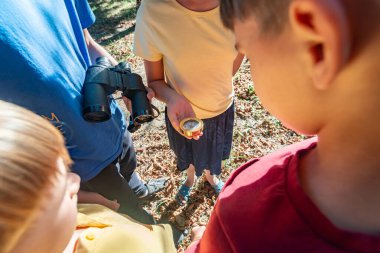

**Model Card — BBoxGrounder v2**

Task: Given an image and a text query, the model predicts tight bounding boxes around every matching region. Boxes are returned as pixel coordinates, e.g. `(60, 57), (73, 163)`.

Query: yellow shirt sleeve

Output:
(133, 0), (163, 62)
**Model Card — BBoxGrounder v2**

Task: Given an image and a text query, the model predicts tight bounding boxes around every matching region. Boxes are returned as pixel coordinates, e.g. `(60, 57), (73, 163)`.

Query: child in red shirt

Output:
(186, 0), (380, 252)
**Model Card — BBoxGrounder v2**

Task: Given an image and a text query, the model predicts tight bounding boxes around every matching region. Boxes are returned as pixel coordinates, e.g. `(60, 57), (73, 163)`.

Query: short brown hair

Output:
(220, 0), (291, 32)
(0, 100), (72, 253)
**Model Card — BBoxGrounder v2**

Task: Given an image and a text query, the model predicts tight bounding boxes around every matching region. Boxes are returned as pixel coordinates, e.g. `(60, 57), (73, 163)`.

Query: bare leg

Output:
(205, 169), (224, 195)
(176, 164), (197, 205)
(205, 169), (220, 186)
(184, 164), (197, 187)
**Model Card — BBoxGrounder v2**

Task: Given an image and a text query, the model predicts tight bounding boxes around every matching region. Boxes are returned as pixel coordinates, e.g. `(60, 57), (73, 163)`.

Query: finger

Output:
(112, 200), (120, 211)
(190, 131), (203, 140)
(122, 97), (132, 112)
(191, 226), (206, 241)
(169, 116), (180, 133)
(146, 87), (155, 101)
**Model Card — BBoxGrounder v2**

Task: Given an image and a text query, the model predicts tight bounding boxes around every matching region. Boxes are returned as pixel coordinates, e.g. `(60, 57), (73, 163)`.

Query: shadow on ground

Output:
(88, 0), (138, 45)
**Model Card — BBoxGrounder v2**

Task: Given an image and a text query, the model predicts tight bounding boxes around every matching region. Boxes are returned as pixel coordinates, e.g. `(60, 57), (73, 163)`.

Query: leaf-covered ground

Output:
(89, 1), (304, 251)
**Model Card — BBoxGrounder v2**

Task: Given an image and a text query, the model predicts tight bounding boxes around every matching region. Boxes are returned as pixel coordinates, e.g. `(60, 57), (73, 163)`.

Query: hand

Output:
(167, 94), (203, 140)
(122, 86), (155, 113)
(102, 198), (120, 211)
(145, 86), (155, 102)
(191, 226), (206, 242)
(185, 225), (206, 250)
(78, 190), (120, 211)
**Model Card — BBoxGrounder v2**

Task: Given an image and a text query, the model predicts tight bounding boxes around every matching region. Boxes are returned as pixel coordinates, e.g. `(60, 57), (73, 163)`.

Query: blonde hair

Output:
(0, 100), (72, 253)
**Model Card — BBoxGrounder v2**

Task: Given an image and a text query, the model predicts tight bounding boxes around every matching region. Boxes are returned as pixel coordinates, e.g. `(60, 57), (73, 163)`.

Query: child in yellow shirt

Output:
(134, 0), (244, 205)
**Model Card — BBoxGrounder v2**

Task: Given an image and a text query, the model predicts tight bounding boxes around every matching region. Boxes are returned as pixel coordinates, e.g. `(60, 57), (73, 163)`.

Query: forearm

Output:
(148, 79), (178, 104)
(88, 42), (118, 65)
(143, 59), (179, 104)
(83, 29), (118, 65)
(78, 190), (120, 211)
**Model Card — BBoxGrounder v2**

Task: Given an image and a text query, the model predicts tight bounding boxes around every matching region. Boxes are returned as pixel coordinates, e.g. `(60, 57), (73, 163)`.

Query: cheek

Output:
(249, 46), (302, 126)
(246, 33), (320, 135)
(249, 48), (284, 111)
(56, 195), (77, 246)
(64, 195), (78, 230)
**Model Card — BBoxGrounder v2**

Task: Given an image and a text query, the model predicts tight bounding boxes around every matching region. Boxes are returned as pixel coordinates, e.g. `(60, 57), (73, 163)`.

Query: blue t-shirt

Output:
(0, 0), (126, 181)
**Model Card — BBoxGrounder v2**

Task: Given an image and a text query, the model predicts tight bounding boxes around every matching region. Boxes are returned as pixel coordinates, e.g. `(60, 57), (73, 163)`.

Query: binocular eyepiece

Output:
(83, 57), (157, 131)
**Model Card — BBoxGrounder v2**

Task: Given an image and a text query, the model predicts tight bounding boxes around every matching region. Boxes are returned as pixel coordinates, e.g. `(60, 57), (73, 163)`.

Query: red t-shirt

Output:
(186, 138), (380, 253)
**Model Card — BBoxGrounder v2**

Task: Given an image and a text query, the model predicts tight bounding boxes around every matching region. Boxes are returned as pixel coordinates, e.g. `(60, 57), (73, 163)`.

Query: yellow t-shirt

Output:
(133, 0), (238, 119)
(74, 204), (176, 253)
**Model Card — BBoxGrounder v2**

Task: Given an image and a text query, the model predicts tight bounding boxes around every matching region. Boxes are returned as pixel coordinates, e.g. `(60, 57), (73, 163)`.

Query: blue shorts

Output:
(165, 103), (235, 176)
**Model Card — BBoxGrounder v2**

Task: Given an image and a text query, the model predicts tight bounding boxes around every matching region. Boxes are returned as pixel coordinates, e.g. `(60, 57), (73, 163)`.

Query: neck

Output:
(300, 110), (380, 234)
(175, 0), (219, 12)
(299, 31), (380, 234)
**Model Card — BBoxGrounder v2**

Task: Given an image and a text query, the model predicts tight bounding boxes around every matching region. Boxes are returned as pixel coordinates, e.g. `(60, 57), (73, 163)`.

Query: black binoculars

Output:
(83, 57), (158, 132)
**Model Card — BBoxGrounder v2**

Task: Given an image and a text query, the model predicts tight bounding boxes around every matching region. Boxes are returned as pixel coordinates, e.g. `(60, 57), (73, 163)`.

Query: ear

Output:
(289, 0), (351, 90)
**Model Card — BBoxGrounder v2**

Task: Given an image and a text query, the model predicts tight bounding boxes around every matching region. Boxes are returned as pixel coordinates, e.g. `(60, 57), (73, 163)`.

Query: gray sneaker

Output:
(138, 177), (169, 203)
